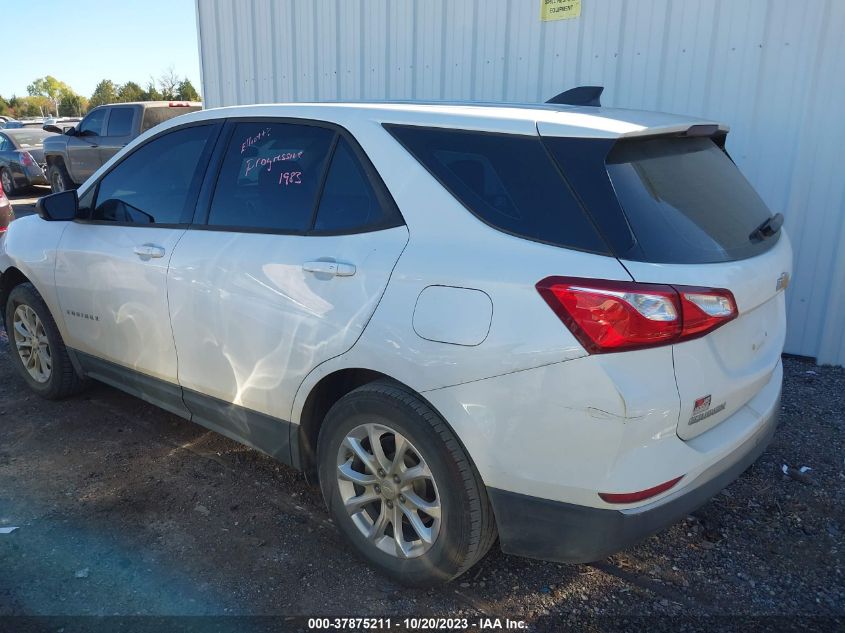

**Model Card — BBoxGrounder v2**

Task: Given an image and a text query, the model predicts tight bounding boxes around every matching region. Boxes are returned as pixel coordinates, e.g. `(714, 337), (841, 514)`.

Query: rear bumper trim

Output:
(488, 391), (780, 563)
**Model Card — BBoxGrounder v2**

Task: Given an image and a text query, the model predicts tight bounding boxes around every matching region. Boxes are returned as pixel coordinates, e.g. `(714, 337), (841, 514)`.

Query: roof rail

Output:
(546, 86), (604, 107)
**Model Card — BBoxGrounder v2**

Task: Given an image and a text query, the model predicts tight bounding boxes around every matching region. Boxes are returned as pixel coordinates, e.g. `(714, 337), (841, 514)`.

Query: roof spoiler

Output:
(546, 86), (604, 107)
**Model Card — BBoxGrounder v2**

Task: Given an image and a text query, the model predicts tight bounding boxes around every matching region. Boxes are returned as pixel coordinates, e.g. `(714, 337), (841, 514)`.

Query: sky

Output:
(2, 0), (201, 99)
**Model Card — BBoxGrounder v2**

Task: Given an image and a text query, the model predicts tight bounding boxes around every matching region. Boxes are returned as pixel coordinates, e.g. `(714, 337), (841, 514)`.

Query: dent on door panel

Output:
(167, 227), (409, 423)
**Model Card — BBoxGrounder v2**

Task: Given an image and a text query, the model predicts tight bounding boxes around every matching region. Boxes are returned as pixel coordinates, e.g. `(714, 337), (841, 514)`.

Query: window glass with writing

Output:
(92, 124), (215, 224)
(207, 122), (335, 232)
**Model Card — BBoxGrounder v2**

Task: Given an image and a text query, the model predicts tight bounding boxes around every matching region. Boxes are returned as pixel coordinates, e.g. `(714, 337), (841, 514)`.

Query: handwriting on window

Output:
(243, 150), (305, 178)
(241, 127), (271, 154)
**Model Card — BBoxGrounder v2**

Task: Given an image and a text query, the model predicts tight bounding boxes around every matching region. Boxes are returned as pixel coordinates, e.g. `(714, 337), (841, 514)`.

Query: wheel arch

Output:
(0, 266), (32, 329)
(295, 367), (465, 486)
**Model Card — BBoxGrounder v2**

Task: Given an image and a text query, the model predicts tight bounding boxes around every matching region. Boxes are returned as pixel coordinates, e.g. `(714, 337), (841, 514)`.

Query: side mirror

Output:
(43, 124), (62, 134)
(35, 190), (78, 221)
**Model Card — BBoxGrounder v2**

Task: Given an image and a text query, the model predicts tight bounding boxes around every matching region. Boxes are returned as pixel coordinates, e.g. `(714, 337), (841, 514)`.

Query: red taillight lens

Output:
(598, 475), (684, 504)
(20, 151), (35, 167)
(537, 277), (737, 353)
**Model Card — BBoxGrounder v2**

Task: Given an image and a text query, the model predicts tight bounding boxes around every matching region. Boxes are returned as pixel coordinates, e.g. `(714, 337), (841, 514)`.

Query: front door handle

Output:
(133, 244), (166, 259)
(302, 260), (356, 277)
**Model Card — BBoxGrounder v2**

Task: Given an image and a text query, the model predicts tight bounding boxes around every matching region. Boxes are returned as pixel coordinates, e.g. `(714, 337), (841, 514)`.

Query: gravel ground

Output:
(0, 340), (842, 631)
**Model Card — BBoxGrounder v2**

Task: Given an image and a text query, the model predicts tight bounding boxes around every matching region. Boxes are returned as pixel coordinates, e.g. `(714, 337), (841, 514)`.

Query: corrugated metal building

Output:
(195, 0), (845, 365)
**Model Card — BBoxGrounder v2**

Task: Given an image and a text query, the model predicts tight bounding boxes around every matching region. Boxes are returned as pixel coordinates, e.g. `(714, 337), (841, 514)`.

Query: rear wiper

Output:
(749, 212), (784, 243)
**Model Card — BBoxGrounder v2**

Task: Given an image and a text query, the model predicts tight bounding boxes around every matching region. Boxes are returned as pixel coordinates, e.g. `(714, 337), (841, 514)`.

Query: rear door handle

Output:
(133, 244), (166, 259)
(302, 260), (356, 277)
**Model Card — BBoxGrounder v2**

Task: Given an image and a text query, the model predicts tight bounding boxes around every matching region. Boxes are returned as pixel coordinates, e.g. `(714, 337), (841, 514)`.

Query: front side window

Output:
(106, 107), (134, 137)
(79, 109), (107, 136)
(207, 122), (335, 232)
(91, 124), (215, 224)
(386, 125), (608, 253)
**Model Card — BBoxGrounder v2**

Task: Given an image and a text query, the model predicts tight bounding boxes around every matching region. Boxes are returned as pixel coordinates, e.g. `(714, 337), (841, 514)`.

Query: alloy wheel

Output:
(336, 423), (442, 558)
(12, 304), (52, 383)
(0, 170), (11, 195)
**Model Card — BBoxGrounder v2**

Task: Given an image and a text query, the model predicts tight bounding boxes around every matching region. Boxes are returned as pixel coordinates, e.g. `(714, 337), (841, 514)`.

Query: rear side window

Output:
(141, 105), (202, 133)
(207, 122), (334, 232)
(604, 137), (778, 264)
(106, 107), (134, 136)
(313, 137), (400, 233)
(92, 124), (215, 224)
(386, 125), (608, 254)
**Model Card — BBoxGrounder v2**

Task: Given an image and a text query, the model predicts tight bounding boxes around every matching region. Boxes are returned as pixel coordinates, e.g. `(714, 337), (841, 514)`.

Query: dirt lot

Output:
(0, 321), (842, 631)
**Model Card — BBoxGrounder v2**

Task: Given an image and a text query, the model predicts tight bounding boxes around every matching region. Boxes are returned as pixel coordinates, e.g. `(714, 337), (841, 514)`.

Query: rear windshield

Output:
(386, 125), (609, 254)
(8, 131), (51, 148)
(605, 137), (778, 264)
(141, 105), (202, 133)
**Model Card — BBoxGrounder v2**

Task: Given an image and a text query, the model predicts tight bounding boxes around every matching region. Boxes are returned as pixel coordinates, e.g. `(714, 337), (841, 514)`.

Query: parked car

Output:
(3, 121), (46, 129)
(0, 128), (55, 194)
(0, 179), (14, 231)
(0, 93), (791, 585)
(43, 101), (201, 192)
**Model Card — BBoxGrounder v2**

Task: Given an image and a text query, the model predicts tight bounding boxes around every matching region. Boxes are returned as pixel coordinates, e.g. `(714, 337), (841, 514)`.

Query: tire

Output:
(0, 168), (17, 196)
(318, 380), (497, 586)
(48, 162), (73, 193)
(5, 283), (86, 399)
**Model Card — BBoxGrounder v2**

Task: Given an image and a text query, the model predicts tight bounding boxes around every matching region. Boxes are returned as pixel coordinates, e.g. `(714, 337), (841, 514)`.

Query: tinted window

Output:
(314, 137), (399, 233)
(106, 108), (134, 136)
(79, 109), (106, 135)
(605, 137), (777, 263)
(387, 125), (608, 253)
(207, 122), (334, 232)
(0, 136), (9, 151)
(92, 124), (214, 224)
(141, 105), (202, 133)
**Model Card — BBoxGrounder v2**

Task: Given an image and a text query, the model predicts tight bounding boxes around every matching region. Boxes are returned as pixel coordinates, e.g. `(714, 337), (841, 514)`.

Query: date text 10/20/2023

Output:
(306, 617), (528, 630)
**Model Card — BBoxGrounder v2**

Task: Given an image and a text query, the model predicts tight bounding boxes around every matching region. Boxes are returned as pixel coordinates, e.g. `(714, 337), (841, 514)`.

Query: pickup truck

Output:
(42, 101), (201, 192)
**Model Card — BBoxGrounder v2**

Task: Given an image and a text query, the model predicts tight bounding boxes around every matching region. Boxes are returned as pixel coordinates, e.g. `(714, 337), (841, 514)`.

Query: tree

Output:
(143, 79), (163, 101)
(117, 81), (145, 103)
(0, 95), (10, 117)
(158, 67), (180, 100)
(59, 93), (86, 117)
(27, 75), (75, 116)
(10, 95), (51, 118)
(176, 78), (200, 102)
(88, 80), (118, 109)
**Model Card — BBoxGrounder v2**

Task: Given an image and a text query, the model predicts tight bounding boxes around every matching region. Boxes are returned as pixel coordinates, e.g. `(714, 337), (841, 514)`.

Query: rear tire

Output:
(317, 380), (496, 586)
(5, 283), (86, 399)
(48, 162), (73, 193)
(0, 168), (17, 196)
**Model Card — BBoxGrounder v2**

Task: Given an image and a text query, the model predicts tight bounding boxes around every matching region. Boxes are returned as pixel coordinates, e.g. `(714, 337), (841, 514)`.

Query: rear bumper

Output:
(488, 390), (780, 563)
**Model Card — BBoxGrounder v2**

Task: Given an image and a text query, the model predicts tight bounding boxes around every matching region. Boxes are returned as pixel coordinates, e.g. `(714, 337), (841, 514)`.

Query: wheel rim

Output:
(12, 304), (52, 383)
(51, 169), (64, 192)
(336, 423), (442, 559)
(1, 170), (11, 193)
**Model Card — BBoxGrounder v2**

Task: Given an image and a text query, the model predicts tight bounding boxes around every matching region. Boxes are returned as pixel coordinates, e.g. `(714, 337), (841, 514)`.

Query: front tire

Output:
(5, 283), (86, 399)
(318, 380), (496, 586)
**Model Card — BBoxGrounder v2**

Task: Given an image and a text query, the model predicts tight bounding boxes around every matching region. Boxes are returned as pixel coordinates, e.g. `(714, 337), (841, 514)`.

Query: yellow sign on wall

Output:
(540, 0), (582, 21)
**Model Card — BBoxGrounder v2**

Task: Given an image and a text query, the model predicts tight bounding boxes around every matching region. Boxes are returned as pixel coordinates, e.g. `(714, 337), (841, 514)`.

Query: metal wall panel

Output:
(195, 0), (845, 365)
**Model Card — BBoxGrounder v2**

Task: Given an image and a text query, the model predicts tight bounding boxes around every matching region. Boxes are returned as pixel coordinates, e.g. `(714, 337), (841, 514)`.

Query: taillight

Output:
(536, 277), (737, 353)
(598, 475), (684, 504)
(20, 151), (35, 167)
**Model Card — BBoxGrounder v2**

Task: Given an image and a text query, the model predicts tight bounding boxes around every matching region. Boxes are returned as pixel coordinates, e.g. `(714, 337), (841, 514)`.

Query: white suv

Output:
(0, 92), (790, 585)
